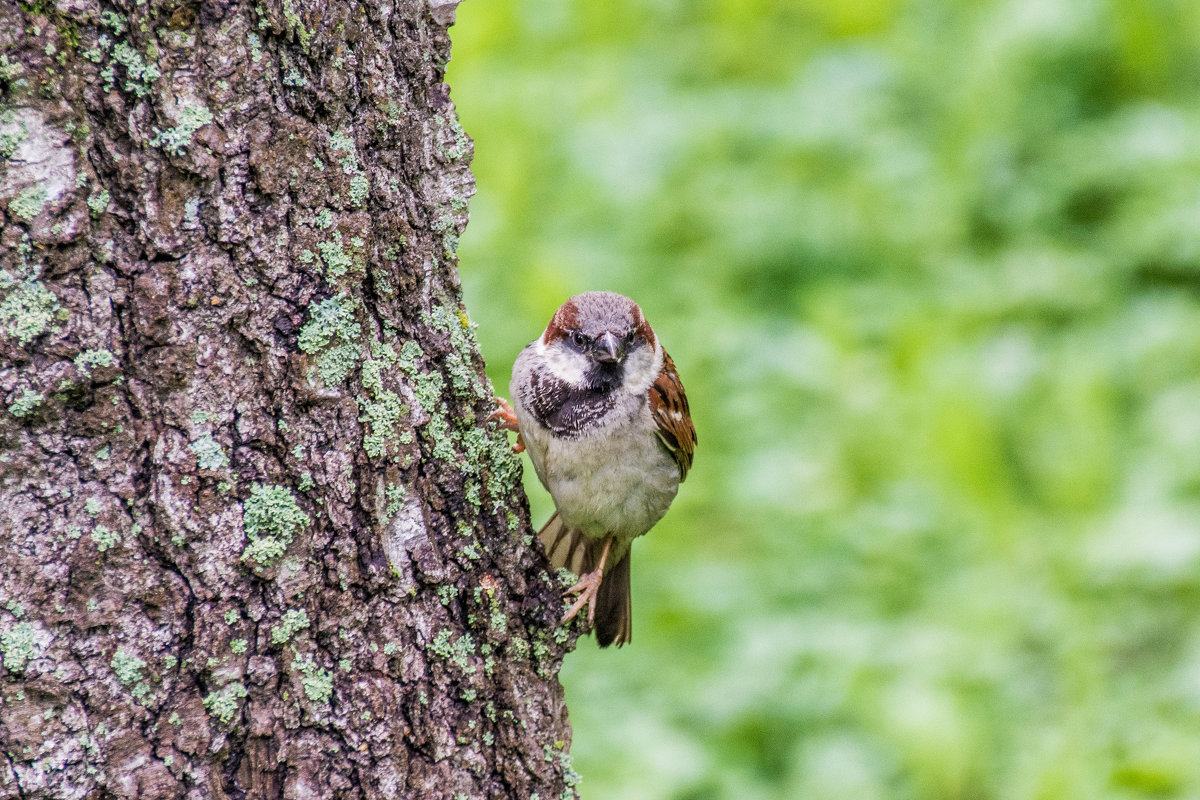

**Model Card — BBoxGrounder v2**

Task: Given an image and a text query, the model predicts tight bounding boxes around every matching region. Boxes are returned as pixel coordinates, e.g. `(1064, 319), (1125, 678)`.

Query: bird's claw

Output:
(561, 568), (603, 627)
(487, 397), (520, 430)
(488, 397), (525, 453)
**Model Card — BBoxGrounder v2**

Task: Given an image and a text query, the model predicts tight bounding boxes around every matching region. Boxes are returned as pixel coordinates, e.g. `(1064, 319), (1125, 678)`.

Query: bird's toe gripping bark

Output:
(487, 397), (525, 453)
(561, 536), (613, 627)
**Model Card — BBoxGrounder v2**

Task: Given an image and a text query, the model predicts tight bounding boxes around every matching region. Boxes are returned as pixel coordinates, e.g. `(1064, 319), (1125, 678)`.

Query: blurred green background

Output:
(447, 1), (1200, 797)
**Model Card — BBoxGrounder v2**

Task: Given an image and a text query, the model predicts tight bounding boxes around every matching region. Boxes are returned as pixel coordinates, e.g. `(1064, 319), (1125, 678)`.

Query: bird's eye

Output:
(570, 331), (588, 348)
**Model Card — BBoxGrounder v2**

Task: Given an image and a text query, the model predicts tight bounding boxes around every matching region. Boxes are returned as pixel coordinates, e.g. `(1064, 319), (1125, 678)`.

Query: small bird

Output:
(491, 291), (696, 647)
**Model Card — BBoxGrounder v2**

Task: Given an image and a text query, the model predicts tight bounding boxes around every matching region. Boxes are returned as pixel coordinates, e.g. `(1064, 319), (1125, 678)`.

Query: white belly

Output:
(520, 410), (680, 541)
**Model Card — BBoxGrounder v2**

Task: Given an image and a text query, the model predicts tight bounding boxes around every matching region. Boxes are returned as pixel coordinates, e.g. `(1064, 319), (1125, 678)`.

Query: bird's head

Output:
(541, 291), (659, 392)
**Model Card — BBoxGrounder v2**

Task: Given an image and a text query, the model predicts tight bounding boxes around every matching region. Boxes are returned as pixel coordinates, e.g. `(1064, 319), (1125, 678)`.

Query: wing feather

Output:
(648, 349), (696, 481)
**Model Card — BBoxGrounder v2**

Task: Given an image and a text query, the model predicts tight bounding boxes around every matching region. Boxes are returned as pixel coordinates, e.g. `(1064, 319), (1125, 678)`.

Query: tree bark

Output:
(0, 1), (580, 798)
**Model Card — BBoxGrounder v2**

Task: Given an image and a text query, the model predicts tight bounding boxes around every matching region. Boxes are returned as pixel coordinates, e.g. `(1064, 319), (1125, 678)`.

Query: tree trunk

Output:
(0, 1), (580, 797)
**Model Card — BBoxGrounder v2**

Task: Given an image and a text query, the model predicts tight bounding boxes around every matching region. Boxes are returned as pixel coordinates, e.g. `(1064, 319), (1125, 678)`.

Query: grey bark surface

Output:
(0, 1), (581, 797)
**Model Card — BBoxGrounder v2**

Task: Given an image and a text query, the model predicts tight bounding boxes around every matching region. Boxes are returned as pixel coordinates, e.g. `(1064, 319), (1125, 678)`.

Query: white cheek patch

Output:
(622, 344), (662, 392)
(537, 340), (590, 385)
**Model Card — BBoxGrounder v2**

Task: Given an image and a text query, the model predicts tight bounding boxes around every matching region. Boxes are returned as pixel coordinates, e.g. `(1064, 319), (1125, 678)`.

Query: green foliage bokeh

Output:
(448, 1), (1200, 797)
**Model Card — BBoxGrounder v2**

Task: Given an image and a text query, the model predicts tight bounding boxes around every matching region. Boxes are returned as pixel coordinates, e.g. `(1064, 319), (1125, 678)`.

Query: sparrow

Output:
(490, 291), (696, 647)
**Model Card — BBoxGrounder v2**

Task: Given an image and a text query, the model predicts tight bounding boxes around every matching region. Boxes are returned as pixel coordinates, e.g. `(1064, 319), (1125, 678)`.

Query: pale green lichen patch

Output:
(0, 271), (61, 346)
(410, 368), (445, 416)
(0, 622), (40, 672)
(74, 348), (116, 376)
(149, 102), (213, 156)
(425, 412), (457, 462)
(330, 130), (369, 207)
(87, 189), (110, 217)
(83, 19), (161, 98)
(9, 187), (47, 221)
(397, 340), (422, 370)
(428, 630), (477, 674)
(393, 329), (496, 468)
(384, 484), (406, 519)
(550, 746), (583, 792)
(0, 116), (27, 159)
(402, 302), (522, 493)
(358, 389), (408, 457)
(292, 653), (332, 704)
(315, 232), (357, 278)
(131, 681), (153, 704)
(7, 388), (42, 418)
(91, 525), (121, 552)
(270, 608), (310, 644)
(99, 10), (127, 34)
(482, 429), (524, 497)
(247, 32), (263, 63)
(0, 54), (23, 83)
(203, 682), (247, 724)
(189, 433), (228, 470)
(241, 483), (310, 565)
(358, 342), (410, 460)
(280, 0), (312, 49)
(383, 102), (406, 126)
(348, 174), (369, 207)
(106, 41), (160, 97)
(110, 647), (145, 685)
(429, 303), (486, 399)
(330, 130), (358, 172)
(435, 113), (471, 162)
(430, 213), (458, 257)
(298, 293), (361, 387)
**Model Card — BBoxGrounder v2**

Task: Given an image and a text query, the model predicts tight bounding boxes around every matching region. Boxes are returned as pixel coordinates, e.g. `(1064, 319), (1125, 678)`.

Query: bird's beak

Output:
(594, 332), (621, 363)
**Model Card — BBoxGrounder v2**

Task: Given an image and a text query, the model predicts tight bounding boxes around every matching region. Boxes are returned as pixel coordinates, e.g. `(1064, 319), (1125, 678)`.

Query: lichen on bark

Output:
(0, 1), (580, 797)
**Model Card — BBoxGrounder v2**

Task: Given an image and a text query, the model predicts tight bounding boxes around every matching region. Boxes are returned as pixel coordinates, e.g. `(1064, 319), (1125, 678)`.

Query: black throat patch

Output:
(523, 369), (618, 439)
(586, 361), (623, 393)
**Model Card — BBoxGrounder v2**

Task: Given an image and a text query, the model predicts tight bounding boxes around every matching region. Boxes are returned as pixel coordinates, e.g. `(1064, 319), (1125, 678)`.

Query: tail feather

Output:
(537, 512), (633, 648)
(594, 549), (631, 647)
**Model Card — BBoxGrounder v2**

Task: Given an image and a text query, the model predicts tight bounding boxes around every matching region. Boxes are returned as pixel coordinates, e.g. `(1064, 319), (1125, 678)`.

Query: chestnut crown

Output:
(542, 291), (656, 364)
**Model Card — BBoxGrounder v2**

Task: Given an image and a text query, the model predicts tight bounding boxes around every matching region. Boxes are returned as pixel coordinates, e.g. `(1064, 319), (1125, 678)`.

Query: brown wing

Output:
(648, 349), (697, 481)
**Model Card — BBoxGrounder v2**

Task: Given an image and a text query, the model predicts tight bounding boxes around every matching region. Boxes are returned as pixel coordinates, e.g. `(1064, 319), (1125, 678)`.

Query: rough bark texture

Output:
(0, 1), (581, 797)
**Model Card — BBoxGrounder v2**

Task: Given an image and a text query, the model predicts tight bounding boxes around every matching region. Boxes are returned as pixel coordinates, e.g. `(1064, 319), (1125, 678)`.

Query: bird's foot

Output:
(561, 536), (613, 627)
(561, 568), (603, 627)
(488, 397), (520, 430)
(487, 397), (525, 453)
